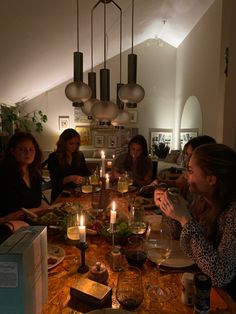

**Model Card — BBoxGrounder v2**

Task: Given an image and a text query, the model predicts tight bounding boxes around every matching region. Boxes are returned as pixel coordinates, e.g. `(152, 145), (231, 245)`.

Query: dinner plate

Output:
(161, 240), (194, 268)
(86, 309), (132, 314)
(48, 245), (65, 270)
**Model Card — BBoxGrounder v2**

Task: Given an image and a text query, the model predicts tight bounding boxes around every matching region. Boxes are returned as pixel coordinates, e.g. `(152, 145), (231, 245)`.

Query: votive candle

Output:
(110, 201), (116, 224)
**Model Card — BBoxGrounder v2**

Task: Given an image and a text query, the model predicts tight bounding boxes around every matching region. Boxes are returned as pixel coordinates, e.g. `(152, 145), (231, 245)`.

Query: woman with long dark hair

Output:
(111, 134), (152, 187)
(48, 128), (90, 201)
(159, 143), (236, 300)
(0, 131), (45, 218)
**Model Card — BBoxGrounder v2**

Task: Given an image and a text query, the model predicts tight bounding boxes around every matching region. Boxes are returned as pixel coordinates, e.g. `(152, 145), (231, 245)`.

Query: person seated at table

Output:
(48, 128), (90, 202)
(153, 135), (216, 201)
(0, 220), (29, 244)
(111, 134), (152, 188)
(0, 132), (47, 218)
(158, 143), (236, 300)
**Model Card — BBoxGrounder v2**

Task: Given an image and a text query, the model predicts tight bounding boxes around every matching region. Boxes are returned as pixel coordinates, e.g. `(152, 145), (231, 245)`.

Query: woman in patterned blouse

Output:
(159, 143), (236, 300)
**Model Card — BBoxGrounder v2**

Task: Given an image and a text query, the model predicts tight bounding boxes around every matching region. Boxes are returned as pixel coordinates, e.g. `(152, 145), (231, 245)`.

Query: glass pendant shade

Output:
(65, 81), (91, 103)
(81, 71), (98, 116)
(118, 83), (145, 104)
(111, 110), (130, 126)
(91, 100), (119, 122)
(82, 98), (98, 116)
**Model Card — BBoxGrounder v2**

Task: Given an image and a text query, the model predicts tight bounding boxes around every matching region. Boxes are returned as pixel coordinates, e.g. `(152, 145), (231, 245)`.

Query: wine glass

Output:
(145, 219), (172, 302)
(128, 206), (147, 235)
(116, 266), (144, 310)
(66, 210), (80, 242)
(125, 171), (133, 187)
(81, 176), (93, 194)
(91, 191), (104, 219)
(117, 174), (129, 196)
(125, 235), (147, 267)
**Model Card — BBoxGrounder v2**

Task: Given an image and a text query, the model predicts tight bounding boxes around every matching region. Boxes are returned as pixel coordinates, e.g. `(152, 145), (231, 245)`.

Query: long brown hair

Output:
(191, 143), (236, 241)
(55, 128), (81, 167)
(3, 131), (42, 178)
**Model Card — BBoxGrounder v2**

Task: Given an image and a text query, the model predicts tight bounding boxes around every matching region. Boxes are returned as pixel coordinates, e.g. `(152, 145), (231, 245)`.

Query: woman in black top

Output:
(0, 132), (45, 218)
(48, 128), (90, 202)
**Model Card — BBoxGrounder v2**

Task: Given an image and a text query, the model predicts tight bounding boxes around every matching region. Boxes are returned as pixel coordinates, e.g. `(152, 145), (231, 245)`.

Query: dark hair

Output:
(56, 128), (80, 167)
(3, 131), (42, 177)
(185, 135), (216, 151)
(193, 143), (236, 209)
(128, 134), (149, 157)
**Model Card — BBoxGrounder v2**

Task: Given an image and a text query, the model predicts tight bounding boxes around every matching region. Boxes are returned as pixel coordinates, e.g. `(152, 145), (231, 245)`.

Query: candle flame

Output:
(106, 173), (109, 180)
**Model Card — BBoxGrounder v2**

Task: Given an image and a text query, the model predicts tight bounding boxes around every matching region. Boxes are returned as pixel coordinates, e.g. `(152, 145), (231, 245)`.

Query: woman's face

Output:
(187, 155), (215, 196)
(11, 140), (36, 166)
(65, 136), (80, 154)
(130, 143), (143, 159)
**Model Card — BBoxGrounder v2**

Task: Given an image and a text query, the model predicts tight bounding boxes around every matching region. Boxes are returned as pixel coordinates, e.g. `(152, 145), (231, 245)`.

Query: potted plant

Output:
(152, 142), (170, 159)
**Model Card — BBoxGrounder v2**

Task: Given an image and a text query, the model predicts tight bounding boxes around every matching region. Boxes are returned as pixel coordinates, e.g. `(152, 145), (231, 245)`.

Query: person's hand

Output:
(153, 183), (168, 207)
(71, 175), (84, 185)
(160, 191), (191, 227)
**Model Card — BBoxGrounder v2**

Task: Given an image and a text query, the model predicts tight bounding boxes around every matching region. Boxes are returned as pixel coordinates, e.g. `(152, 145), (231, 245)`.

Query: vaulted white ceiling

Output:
(0, 0), (214, 105)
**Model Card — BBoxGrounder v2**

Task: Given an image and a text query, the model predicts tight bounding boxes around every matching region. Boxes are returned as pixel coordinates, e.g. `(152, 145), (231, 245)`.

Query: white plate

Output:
(86, 309), (132, 314)
(48, 245), (65, 270)
(162, 240), (194, 268)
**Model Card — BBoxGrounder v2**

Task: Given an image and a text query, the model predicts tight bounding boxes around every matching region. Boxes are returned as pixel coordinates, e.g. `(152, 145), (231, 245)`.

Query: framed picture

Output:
(75, 126), (92, 146)
(128, 110), (138, 123)
(149, 128), (173, 152)
(180, 128), (199, 149)
(108, 135), (117, 148)
(59, 116), (69, 131)
(94, 135), (105, 148)
(74, 107), (91, 125)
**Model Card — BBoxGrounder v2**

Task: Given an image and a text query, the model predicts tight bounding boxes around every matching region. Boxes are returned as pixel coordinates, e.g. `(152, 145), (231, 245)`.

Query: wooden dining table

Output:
(41, 189), (236, 314)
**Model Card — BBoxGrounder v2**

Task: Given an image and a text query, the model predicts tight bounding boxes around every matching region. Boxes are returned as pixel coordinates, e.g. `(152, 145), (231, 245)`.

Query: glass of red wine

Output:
(116, 266), (144, 310)
(125, 235), (147, 267)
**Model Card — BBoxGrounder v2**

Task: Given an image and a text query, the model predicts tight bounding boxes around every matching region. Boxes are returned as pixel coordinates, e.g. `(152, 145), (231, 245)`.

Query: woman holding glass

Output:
(159, 143), (236, 301)
(111, 134), (152, 188)
(48, 128), (90, 202)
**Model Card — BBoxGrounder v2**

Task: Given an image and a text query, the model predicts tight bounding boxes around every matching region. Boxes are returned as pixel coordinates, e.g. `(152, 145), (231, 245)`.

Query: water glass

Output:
(129, 206), (147, 235)
(116, 266), (144, 310)
(117, 174), (128, 194)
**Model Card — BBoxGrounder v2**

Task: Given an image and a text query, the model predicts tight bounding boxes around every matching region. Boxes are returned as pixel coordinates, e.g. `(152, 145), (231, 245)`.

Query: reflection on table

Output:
(41, 190), (236, 314)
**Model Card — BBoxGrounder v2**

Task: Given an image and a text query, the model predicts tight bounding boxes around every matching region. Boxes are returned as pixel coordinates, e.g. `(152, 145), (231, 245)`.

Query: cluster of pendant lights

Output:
(65, 0), (145, 127)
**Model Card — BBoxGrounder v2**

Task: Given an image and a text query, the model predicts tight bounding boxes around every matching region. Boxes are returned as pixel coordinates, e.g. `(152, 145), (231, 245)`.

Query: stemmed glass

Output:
(128, 206), (147, 235)
(145, 219), (172, 301)
(117, 173), (128, 196)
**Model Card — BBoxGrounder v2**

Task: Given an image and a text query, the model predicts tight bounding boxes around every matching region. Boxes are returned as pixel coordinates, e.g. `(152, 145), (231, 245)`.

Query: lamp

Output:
(65, 0), (91, 107)
(90, 0), (119, 125)
(118, 0), (145, 107)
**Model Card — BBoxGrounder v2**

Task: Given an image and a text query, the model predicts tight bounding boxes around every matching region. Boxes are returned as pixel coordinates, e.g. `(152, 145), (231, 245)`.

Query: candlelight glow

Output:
(80, 215), (84, 226)
(112, 201), (116, 211)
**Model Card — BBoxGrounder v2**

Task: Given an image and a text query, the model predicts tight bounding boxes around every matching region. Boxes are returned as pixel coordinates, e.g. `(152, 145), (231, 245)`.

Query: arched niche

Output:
(181, 96), (202, 133)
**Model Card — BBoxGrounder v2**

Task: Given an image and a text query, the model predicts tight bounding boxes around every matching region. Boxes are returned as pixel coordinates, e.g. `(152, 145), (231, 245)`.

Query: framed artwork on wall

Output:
(128, 110), (138, 123)
(59, 116), (70, 131)
(75, 126), (92, 146)
(94, 135), (105, 148)
(149, 128), (173, 152)
(180, 128), (198, 149)
(74, 107), (91, 125)
(108, 135), (117, 148)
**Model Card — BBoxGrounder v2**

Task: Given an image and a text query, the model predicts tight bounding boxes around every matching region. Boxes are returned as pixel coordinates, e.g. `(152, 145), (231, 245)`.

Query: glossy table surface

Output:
(42, 190), (236, 314)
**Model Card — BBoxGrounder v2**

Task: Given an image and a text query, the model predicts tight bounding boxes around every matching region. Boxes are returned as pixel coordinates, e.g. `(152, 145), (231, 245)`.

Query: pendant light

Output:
(111, 4), (130, 128)
(65, 0), (91, 107)
(118, 0), (145, 107)
(91, 0), (119, 125)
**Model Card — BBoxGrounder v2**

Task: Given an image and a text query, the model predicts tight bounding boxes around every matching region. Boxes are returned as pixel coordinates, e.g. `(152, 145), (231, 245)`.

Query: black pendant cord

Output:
(103, 1), (107, 69)
(131, 0), (134, 54)
(76, 0), (80, 52)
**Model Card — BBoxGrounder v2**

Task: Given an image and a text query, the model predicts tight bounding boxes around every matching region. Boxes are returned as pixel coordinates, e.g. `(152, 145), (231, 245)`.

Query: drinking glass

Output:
(116, 266), (144, 310)
(90, 170), (100, 186)
(125, 235), (147, 267)
(125, 171), (133, 186)
(128, 206), (147, 235)
(66, 210), (80, 242)
(81, 176), (93, 194)
(145, 220), (172, 301)
(117, 174), (129, 195)
(91, 191), (104, 218)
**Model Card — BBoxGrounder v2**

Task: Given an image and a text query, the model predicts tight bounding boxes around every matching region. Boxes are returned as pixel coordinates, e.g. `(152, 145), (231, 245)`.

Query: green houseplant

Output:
(0, 105), (47, 134)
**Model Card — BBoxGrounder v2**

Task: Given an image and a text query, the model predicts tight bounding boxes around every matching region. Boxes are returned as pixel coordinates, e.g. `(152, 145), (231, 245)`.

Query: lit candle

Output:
(101, 150), (106, 178)
(99, 167), (102, 178)
(105, 173), (110, 189)
(107, 160), (112, 168)
(110, 201), (116, 224)
(79, 215), (86, 243)
(112, 154), (115, 159)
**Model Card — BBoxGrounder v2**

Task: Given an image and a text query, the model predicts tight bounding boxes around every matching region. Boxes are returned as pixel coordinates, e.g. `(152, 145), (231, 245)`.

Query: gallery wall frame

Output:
(128, 110), (138, 123)
(149, 128), (173, 151)
(59, 115), (70, 131)
(74, 107), (91, 125)
(75, 125), (92, 146)
(107, 135), (117, 148)
(94, 135), (105, 148)
(180, 128), (199, 149)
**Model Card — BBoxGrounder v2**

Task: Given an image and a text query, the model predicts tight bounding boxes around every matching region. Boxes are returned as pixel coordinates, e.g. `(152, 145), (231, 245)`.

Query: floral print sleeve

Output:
(180, 206), (236, 287)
